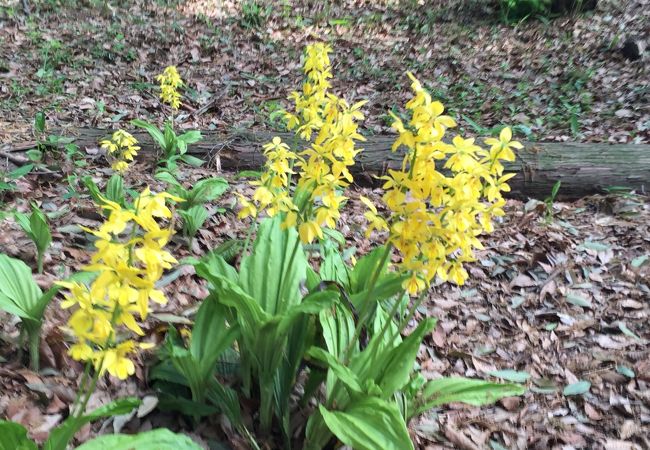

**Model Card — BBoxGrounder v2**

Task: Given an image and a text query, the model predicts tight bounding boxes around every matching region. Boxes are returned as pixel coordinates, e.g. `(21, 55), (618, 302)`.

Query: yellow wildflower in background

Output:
(156, 65), (183, 110)
(100, 129), (140, 173)
(58, 188), (182, 379)
(361, 72), (521, 294)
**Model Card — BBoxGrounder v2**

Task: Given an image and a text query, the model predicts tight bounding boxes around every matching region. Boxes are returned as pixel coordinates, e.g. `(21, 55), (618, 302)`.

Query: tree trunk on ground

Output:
(5, 128), (649, 200)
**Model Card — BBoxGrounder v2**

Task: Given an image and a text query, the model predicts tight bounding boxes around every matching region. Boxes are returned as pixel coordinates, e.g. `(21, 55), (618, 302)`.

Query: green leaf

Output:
(320, 240), (351, 289)
(0, 253), (42, 320)
(34, 112), (46, 134)
(239, 216), (307, 315)
(618, 322), (640, 340)
(0, 421), (38, 450)
(563, 380), (591, 396)
(373, 318), (436, 395)
(190, 297), (240, 379)
(29, 206), (51, 256)
(196, 251), (239, 283)
(180, 154), (205, 167)
(156, 392), (219, 417)
(106, 174), (125, 205)
(488, 370), (530, 383)
(8, 164), (34, 180)
(320, 397), (414, 450)
(187, 177), (228, 206)
(415, 377), (525, 415)
(45, 398), (141, 450)
(75, 429), (203, 450)
(551, 180), (561, 198)
(320, 304), (356, 359)
(235, 170), (262, 179)
(206, 378), (242, 426)
(14, 211), (32, 236)
(350, 245), (391, 293)
(616, 365), (635, 378)
(566, 293), (592, 308)
(631, 254), (649, 268)
(179, 205), (209, 239)
(155, 171), (183, 190)
(131, 119), (166, 149)
(26, 149), (43, 162)
(306, 347), (363, 394)
(349, 273), (408, 309)
(177, 130), (202, 145)
(81, 176), (103, 205)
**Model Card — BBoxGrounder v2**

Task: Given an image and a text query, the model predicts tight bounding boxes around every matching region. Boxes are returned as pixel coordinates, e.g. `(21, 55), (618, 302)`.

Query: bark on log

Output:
(7, 127), (650, 200)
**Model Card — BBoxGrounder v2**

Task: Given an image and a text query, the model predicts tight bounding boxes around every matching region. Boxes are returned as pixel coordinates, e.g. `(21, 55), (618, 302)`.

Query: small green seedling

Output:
(14, 204), (52, 274)
(155, 171), (228, 247)
(131, 119), (204, 173)
(544, 180), (561, 223)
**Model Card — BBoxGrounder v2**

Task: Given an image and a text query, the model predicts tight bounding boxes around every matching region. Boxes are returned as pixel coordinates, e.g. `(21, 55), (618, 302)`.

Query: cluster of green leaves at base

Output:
(131, 119), (204, 173)
(14, 204), (52, 274)
(152, 216), (525, 449)
(155, 171), (228, 246)
(0, 398), (202, 450)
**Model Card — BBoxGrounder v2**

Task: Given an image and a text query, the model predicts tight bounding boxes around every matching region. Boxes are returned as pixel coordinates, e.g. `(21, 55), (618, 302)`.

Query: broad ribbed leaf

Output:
(179, 205), (209, 237)
(306, 347), (362, 394)
(105, 174), (125, 205)
(0, 254), (42, 319)
(350, 245), (391, 293)
(188, 177), (228, 205)
(320, 397), (414, 450)
(349, 273), (408, 309)
(206, 378), (242, 426)
(277, 290), (338, 336)
(155, 170), (183, 189)
(75, 429), (202, 450)
(180, 154), (205, 167)
(13, 212), (32, 237)
(0, 421), (37, 450)
(190, 297), (239, 377)
(44, 398), (141, 450)
(414, 377), (525, 416)
(239, 216), (307, 315)
(177, 130), (202, 145)
(195, 252), (239, 284)
(131, 119), (166, 149)
(30, 207), (51, 255)
(350, 318), (436, 396)
(320, 240), (351, 289)
(320, 304), (356, 359)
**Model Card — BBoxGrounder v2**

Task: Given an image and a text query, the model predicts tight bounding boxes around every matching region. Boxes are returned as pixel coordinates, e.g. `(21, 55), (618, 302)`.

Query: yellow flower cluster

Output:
(99, 130), (140, 173)
(239, 43), (365, 244)
(363, 73), (521, 294)
(58, 188), (181, 379)
(156, 65), (183, 110)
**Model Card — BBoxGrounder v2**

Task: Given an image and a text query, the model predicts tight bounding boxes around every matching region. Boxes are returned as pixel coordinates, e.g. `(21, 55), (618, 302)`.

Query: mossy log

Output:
(7, 128), (649, 200)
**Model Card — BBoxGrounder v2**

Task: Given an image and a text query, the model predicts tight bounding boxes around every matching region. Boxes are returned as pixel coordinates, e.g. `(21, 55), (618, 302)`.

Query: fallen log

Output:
(6, 127), (650, 200)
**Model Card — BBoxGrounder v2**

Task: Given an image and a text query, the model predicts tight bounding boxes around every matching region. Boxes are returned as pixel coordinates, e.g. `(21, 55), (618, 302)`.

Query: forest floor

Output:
(0, 0), (649, 449)
(0, 0), (648, 144)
